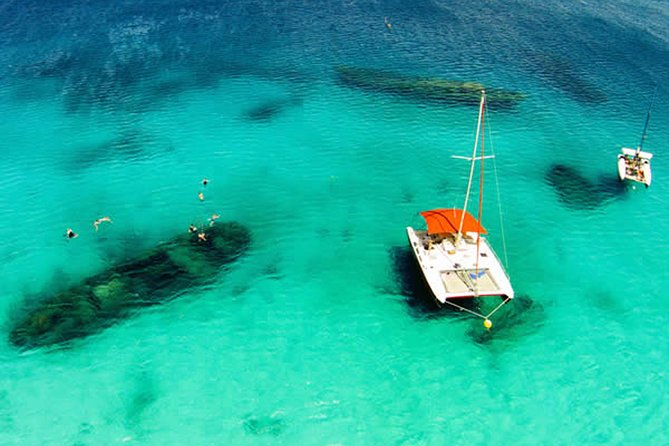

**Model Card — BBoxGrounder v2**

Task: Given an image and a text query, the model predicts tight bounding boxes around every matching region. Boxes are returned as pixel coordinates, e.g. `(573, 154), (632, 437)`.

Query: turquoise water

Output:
(1, 0), (668, 444)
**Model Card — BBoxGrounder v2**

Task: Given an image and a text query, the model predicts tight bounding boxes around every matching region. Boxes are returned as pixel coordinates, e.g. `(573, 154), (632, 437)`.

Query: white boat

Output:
(617, 148), (652, 187)
(406, 91), (514, 329)
(617, 91), (656, 187)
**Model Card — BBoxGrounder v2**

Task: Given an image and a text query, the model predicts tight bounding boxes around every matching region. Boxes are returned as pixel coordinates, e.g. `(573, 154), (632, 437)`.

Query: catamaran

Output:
(406, 91), (513, 329)
(617, 91), (657, 187)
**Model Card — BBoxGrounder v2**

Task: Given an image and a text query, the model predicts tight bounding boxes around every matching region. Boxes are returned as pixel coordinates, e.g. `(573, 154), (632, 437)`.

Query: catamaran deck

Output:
(406, 227), (514, 304)
(618, 147), (652, 186)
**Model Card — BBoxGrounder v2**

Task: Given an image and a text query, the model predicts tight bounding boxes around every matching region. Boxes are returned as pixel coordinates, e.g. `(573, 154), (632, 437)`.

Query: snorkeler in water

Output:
(197, 232), (207, 242)
(198, 192), (205, 201)
(65, 228), (78, 239)
(93, 216), (112, 231)
(188, 224), (198, 233)
(208, 213), (221, 226)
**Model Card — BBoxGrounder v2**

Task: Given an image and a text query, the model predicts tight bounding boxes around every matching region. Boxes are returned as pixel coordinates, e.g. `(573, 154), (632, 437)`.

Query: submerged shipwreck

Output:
(9, 221), (251, 349)
(335, 65), (525, 108)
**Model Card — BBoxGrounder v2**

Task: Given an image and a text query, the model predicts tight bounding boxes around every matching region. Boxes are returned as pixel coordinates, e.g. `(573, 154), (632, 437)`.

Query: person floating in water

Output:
(188, 224), (198, 233)
(208, 213), (220, 226)
(65, 228), (78, 239)
(202, 178), (209, 187)
(384, 17), (393, 31)
(198, 192), (205, 201)
(93, 216), (112, 231)
(197, 232), (207, 242)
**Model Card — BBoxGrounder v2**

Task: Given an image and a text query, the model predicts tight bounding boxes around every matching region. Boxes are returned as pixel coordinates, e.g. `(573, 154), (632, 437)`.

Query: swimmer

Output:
(65, 228), (78, 239)
(188, 224), (198, 233)
(197, 232), (207, 242)
(198, 192), (205, 201)
(384, 17), (393, 31)
(208, 213), (221, 226)
(93, 216), (112, 231)
(202, 178), (209, 187)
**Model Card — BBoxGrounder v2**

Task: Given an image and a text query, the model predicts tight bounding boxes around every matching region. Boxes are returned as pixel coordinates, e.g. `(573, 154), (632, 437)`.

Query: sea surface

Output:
(1, 0), (668, 444)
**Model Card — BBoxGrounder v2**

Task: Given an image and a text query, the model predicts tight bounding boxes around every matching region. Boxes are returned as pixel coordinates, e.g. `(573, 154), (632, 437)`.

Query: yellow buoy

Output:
(483, 319), (493, 330)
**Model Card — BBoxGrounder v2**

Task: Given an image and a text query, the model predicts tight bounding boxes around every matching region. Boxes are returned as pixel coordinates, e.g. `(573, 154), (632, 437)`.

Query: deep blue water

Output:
(1, 0), (668, 444)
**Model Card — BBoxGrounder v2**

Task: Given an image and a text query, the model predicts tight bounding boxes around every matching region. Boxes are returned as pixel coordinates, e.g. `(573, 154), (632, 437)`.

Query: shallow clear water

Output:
(1, 0), (668, 444)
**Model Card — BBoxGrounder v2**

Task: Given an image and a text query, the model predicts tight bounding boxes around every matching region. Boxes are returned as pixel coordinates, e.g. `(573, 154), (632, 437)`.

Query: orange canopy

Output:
(419, 208), (487, 235)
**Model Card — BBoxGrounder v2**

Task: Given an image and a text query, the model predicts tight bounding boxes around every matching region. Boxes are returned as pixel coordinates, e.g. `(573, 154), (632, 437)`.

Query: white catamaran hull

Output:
(406, 227), (514, 305)
(617, 156), (627, 182)
(644, 163), (653, 186)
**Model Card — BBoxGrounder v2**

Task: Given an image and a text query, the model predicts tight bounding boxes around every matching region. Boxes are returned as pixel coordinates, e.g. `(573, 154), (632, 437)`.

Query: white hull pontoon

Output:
(406, 92), (514, 328)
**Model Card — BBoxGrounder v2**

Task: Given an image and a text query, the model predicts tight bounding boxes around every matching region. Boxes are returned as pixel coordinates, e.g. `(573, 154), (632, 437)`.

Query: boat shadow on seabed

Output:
(388, 246), (545, 344)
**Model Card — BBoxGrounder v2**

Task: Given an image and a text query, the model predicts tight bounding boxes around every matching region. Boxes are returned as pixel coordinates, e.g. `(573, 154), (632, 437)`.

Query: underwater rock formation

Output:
(527, 52), (607, 104)
(16, 49), (78, 78)
(9, 221), (251, 349)
(545, 164), (625, 210)
(243, 414), (286, 436)
(243, 96), (302, 122)
(63, 129), (152, 172)
(335, 65), (525, 109)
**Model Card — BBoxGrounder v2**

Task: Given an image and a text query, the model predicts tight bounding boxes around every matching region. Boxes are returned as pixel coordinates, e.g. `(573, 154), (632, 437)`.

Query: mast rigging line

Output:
(442, 296), (511, 321)
(638, 85), (658, 152)
(482, 96), (510, 269)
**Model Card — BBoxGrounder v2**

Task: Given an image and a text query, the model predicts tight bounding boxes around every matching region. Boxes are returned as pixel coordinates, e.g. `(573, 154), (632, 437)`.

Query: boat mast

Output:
(638, 87), (658, 154)
(474, 95), (486, 276)
(455, 91), (486, 245)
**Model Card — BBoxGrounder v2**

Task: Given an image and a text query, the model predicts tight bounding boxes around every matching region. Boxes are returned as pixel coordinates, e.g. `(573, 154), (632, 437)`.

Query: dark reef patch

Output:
(400, 188), (415, 204)
(0, 390), (14, 432)
(243, 414), (286, 437)
(63, 128), (173, 172)
(243, 96), (302, 123)
(10, 12), (309, 116)
(526, 52), (608, 104)
(260, 263), (282, 280)
(123, 371), (158, 429)
(545, 164), (626, 210)
(16, 49), (78, 78)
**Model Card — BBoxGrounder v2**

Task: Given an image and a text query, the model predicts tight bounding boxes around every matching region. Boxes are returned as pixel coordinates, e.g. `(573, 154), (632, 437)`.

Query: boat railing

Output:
(483, 236), (512, 280)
